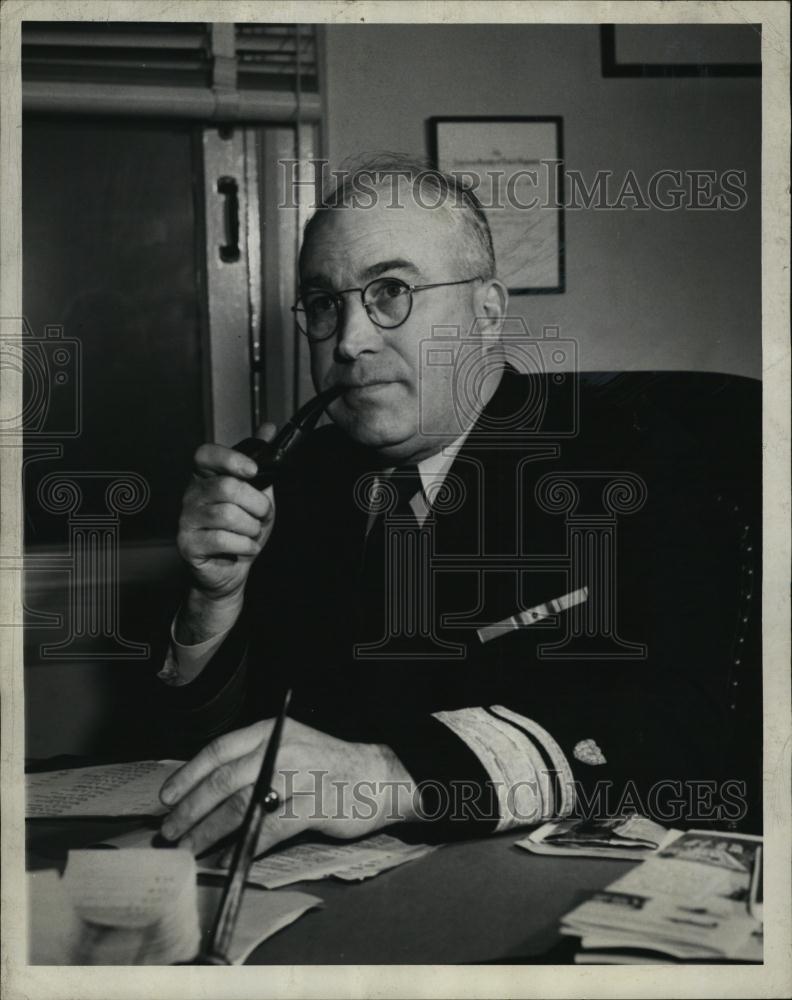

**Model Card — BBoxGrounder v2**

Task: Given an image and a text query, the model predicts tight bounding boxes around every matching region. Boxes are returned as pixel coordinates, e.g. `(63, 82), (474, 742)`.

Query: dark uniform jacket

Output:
(161, 369), (761, 837)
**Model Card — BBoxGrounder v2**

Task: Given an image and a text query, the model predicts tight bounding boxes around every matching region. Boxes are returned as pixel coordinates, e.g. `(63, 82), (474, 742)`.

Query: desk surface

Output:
(27, 818), (634, 964)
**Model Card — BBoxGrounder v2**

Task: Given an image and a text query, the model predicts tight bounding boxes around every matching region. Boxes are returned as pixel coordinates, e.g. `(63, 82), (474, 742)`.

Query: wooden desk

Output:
(27, 819), (634, 964)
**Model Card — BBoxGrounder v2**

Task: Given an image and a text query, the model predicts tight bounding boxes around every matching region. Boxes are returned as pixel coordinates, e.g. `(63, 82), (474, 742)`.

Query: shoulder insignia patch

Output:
(573, 739), (607, 766)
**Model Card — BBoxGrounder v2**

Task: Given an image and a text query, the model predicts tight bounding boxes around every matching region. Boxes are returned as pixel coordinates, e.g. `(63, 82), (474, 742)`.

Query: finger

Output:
(194, 443), (258, 480)
(198, 502), (264, 540)
(201, 476), (273, 520)
(163, 733), (318, 852)
(254, 421), (277, 442)
(162, 756), (262, 843)
(160, 721), (272, 806)
(178, 786), (254, 856)
(186, 797), (314, 858)
(192, 529), (261, 559)
(163, 730), (313, 839)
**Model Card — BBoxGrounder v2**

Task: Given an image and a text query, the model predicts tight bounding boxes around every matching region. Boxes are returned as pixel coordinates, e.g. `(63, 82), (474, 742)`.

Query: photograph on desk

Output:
(3, 2), (790, 997)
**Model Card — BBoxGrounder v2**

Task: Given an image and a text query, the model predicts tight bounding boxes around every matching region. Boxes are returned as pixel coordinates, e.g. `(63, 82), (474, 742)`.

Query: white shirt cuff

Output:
(157, 619), (233, 687)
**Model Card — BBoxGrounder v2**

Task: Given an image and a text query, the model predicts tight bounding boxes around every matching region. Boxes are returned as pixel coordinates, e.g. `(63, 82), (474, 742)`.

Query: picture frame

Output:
(600, 24), (761, 78)
(429, 115), (565, 295)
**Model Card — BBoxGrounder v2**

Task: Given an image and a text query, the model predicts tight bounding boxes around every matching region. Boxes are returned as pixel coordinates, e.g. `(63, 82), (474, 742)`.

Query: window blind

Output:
(22, 21), (321, 120)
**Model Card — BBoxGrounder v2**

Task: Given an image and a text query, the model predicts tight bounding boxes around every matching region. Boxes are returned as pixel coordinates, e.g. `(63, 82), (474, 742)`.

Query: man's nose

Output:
(334, 295), (382, 361)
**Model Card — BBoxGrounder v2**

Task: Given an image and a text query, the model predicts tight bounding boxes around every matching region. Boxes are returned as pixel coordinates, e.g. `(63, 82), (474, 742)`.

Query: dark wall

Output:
(23, 118), (209, 758)
(23, 117), (207, 545)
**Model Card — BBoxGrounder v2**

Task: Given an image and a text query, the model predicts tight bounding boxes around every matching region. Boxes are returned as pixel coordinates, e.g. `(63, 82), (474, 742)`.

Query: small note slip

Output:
(200, 833), (438, 889)
(516, 816), (681, 861)
(28, 849), (321, 965)
(31, 848), (200, 965)
(26, 760), (184, 818)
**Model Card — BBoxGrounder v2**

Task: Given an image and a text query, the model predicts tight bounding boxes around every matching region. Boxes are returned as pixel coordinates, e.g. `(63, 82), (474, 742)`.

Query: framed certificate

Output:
(430, 116), (565, 294)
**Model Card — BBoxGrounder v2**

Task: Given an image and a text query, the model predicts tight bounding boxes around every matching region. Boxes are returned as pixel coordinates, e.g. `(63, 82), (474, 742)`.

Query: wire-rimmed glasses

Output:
(291, 275), (481, 342)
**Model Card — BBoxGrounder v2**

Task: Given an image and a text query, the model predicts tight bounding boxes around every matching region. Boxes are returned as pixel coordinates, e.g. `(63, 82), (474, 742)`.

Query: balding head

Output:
(300, 153), (496, 284)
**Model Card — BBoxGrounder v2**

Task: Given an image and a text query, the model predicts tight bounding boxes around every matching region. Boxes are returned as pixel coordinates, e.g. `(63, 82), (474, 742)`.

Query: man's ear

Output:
(476, 279), (508, 338)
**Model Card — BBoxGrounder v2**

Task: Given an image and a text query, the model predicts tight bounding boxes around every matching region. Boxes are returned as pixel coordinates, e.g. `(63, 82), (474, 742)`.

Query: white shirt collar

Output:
(370, 428), (473, 527)
(415, 430), (470, 504)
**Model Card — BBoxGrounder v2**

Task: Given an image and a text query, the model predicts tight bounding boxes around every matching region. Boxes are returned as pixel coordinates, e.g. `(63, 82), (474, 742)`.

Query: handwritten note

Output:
(26, 760), (184, 818)
(200, 833), (437, 889)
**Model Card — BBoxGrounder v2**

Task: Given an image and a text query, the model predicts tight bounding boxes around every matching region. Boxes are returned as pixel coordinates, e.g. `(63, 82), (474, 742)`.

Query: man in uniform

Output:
(157, 158), (759, 856)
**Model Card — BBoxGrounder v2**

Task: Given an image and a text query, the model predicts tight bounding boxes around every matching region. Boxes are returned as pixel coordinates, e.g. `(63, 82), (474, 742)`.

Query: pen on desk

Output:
(195, 688), (292, 965)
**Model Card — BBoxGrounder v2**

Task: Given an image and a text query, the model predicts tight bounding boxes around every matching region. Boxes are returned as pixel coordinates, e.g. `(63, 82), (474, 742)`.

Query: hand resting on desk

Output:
(158, 717), (420, 858)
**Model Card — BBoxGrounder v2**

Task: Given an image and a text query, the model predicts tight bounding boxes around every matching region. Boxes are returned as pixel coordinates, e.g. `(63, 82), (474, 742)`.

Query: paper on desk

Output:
(26, 760), (184, 817)
(608, 829), (760, 902)
(64, 849), (197, 929)
(516, 816), (682, 860)
(200, 833), (437, 889)
(197, 884), (321, 964)
(561, 830), (763, 962)
(578, 931), (712, 961)
(66, 849), (199, 964)
(562, 889), (757, 958)
(29, 849), (200, 964)
(92, 824), (162, 850)
(575, 926), (764, 964)
(28, 869), (83, 964)
(28, 860), (321, 965)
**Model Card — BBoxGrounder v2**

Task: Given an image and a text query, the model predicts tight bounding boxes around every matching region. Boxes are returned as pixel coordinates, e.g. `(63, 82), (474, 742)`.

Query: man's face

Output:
(302, 193), (490, 464)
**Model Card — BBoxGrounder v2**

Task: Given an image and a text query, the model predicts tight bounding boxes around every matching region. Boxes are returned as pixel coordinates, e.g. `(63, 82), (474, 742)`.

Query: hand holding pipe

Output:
(232, 386), (341, 491)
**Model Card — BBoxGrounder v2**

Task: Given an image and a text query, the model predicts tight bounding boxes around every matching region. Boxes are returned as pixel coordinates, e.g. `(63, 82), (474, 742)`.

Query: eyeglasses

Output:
(291, 276), (482, 342)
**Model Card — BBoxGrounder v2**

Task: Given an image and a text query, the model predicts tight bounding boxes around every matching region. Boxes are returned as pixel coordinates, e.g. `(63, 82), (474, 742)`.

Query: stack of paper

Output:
(560, 830), (763, 963)
(516, 815), (680, 861)
(26, 761), (184, 817)
(200, 833), (437, 889)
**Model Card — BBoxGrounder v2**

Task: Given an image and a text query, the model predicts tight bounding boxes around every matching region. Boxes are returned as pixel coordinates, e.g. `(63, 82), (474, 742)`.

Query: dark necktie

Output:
(355, 465), (424, 647)
(372, 465), (423, 526)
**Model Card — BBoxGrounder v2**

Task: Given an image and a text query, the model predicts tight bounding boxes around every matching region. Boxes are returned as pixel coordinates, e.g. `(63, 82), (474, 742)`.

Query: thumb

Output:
(254, 421), (277, 442)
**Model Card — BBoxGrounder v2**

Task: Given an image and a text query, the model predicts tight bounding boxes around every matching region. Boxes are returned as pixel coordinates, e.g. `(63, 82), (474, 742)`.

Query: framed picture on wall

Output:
(600, 24), (761, 77)
(429, 116), (565, 294)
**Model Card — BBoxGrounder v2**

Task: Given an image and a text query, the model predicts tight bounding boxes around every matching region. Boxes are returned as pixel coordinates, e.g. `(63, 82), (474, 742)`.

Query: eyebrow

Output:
(301, 258), (420, 289)
(360, 258), (420, 282)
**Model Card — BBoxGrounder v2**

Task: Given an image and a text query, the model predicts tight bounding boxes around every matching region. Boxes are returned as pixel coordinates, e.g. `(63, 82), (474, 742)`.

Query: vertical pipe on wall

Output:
(293, 24), (304, 410)
(244, 131), (263, 431)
